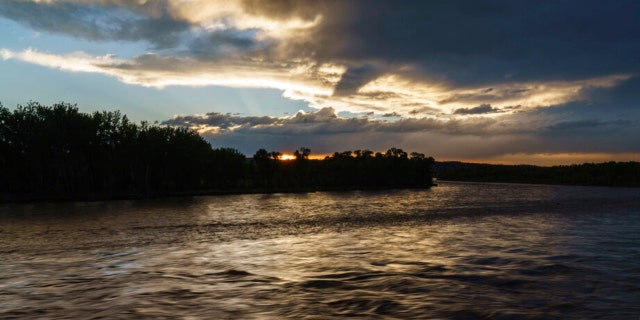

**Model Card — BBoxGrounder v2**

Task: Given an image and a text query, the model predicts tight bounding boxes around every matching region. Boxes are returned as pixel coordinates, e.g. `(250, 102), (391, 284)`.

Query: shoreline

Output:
(0, 185), (436, 205)
(4, 178), (639, 205)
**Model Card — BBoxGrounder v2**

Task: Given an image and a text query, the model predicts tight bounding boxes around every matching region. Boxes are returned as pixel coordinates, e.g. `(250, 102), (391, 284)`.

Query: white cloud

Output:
(2, 0), (636, 122)
(2, 0), (639, 164)
(2, 46), (630, 123)
(2, 47), (122, 73)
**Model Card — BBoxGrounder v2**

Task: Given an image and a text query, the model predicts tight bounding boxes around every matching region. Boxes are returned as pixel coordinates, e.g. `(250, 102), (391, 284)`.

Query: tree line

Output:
(0, 102), (435, 202)
(435, 161), (640, 187)
(252, 147), (434, 189)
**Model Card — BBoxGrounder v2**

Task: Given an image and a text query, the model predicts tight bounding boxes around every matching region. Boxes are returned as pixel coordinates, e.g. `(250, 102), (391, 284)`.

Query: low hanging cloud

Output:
(163, 105), (640, 161)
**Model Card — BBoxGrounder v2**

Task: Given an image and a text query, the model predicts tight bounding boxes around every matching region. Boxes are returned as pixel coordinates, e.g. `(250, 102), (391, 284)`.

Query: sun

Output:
(280, 154), (296, 161)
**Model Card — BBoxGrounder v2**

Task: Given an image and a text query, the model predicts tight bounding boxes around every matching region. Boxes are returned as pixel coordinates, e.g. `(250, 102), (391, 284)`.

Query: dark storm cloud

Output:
(294, 1), (640, 85)
(333, 64), (383, 96)
(504, 97), (640, 154)
(453, 104), (500, 115)
(580, 76), (640, 109)
(534, 118), (640, 154)
(538, 119), (640, 144)
(536, 75), (640, 123)
(3, 0), (638, 87)
(0, 1), (190, 48)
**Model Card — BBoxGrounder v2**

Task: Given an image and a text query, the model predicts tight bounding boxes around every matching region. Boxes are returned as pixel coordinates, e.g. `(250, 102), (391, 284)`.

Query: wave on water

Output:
(1, 182), (639, 319)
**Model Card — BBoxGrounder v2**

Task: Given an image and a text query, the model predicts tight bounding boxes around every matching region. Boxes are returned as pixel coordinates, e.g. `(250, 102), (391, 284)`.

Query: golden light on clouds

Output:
(3, 0), (638, 165)
(2, 0), (634, 122)
(166, 0), (322, 33)
(0, 48), (122, 74)
(1, 46), (631, 121)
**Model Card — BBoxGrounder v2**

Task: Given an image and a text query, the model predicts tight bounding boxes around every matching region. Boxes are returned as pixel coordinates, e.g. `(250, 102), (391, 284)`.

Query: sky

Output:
(1, 0), (639, 165)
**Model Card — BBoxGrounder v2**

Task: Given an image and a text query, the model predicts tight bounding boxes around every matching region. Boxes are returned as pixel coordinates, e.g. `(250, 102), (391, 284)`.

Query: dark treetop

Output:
(435, 161), (640, 188)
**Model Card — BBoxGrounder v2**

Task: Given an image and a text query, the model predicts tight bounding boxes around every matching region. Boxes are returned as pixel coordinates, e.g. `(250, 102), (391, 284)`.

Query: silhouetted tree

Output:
(436, 161), (640, 187)
(0, 102), (245, 200)
(210, 148), (247, 187)
(0, 101), (441, 202)
(252, 148), (280, 187)
(294, 147), (311, 161)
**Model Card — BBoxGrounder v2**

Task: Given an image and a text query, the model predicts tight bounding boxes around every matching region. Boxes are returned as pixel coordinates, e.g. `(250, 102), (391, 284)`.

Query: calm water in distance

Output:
(1, 181), (639, 319)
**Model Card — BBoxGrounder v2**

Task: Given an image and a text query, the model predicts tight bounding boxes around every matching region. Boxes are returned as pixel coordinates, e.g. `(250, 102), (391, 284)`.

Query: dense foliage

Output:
(0, 102), (240, 198)
(0, 102), (434, 202)
(252, 147), (435, 189)
(435, 161), (640, 187)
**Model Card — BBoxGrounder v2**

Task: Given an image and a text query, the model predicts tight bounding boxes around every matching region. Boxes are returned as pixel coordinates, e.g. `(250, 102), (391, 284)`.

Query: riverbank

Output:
(0, 184), (436, 204)
(434, 161), (640, 188)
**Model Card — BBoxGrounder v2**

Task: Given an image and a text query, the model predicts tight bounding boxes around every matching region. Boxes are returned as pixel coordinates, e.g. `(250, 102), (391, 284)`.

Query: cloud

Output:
(453, 104), (499, 115)
(0, 1), (191, 48)
(2, 0), (639, 164)
(163, 112), (278, 130)
(161, 104), (640, 162)
(299, 1), (640, 85)
(1, 48), (123, 74)
(332, 64), (383, 96)
(188, 29), (264, 57)
(543, 120), (629, 135)
(451, 103), (522, 115)
(579, 75), (640, 109)
(2, 0), (637, 118)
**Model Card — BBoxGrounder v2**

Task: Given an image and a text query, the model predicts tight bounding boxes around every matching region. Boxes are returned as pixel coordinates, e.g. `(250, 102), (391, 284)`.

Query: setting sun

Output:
(279, 154), (296, 161)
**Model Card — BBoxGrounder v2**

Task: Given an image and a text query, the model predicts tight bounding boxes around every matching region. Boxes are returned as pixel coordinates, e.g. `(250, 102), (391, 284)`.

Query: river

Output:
(1, 182), (639, 319)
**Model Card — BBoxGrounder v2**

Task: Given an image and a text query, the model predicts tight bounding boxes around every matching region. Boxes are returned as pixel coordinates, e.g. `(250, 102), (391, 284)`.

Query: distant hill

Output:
(434, 161), (640, 187)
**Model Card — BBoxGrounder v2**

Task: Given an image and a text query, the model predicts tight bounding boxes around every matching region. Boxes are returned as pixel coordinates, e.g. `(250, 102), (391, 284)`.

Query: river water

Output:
(1, 182), (639, 319)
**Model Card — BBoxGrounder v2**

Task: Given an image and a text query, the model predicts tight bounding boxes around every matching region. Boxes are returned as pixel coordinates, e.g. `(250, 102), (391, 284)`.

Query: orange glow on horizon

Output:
(279, 154), (296, 160)
(443, 152), (640, 167)
(277, 153), (328, 161)
(308, 154), (328, 160)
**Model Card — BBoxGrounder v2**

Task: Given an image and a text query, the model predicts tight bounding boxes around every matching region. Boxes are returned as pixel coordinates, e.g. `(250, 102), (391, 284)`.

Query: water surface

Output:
(1, 182), (639, 319)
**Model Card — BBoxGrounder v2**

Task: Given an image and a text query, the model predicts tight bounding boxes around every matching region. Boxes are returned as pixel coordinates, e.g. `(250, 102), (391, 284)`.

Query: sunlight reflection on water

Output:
(1, 182), (639, 319)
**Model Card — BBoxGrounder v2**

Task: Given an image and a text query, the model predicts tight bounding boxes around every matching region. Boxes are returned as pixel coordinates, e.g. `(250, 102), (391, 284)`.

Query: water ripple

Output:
(1, 182), (639, 319)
